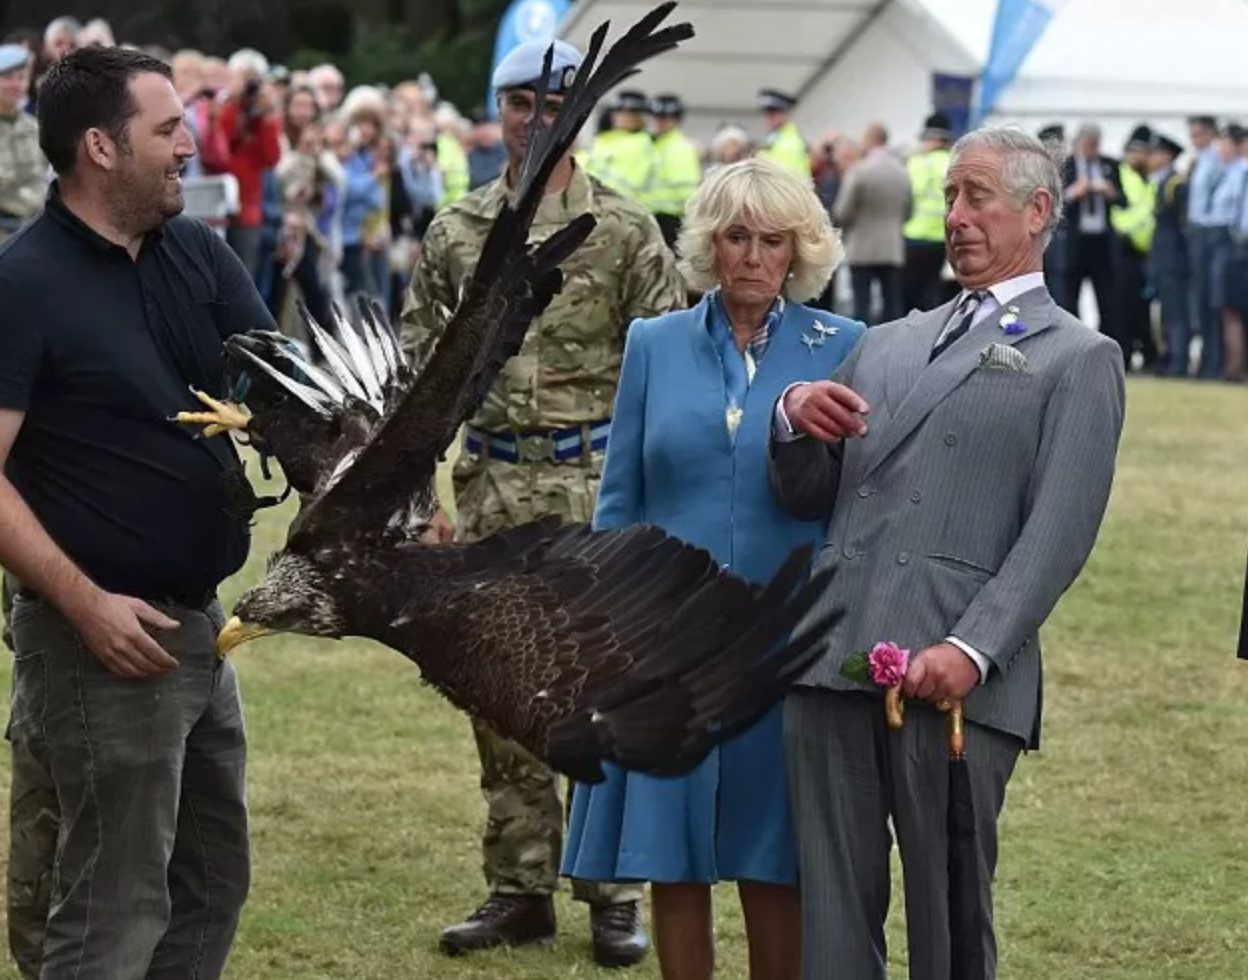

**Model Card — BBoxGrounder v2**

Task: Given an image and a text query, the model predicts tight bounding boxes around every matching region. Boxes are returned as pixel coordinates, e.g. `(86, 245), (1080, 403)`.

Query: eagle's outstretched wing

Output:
(378, 517), (837, 784)
(292, 3), (695, 530)
(220, 297), (409, 497)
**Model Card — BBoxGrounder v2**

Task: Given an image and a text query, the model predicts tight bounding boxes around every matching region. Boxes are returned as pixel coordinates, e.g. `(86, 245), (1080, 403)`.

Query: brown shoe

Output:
(590, 901), (649, 968)
(439, 893), (556, 955)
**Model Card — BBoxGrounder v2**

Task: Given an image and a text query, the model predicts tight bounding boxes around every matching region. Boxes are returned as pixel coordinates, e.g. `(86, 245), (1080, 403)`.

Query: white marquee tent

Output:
(559, 0), (1248, 154)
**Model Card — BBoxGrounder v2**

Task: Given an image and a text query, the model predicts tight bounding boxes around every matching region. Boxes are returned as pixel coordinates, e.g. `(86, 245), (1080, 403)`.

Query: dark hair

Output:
(37, 45), (173, 176)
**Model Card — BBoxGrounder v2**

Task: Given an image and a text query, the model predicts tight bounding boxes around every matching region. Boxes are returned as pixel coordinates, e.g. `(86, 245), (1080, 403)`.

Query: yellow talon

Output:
(174, 389), (251, 437)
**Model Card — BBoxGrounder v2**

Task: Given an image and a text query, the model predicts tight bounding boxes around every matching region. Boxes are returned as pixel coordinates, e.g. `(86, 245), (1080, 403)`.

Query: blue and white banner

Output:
(932, 72), (976, 138)
(973, 0), (1068, 126)
(486, 0), (572, 119)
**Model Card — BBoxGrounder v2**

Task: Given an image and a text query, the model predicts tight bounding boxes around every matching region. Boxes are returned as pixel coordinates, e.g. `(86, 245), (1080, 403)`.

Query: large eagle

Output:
(177, 2), (840, 784)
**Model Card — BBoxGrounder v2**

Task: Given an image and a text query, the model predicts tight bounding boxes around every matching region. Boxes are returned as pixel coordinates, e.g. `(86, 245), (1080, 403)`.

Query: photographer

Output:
(211, 48), (282, 279)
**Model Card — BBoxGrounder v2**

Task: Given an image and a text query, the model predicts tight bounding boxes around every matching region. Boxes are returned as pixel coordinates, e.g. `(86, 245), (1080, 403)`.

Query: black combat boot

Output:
(439, 893), (556, 955)
(590, 900), (649, 968)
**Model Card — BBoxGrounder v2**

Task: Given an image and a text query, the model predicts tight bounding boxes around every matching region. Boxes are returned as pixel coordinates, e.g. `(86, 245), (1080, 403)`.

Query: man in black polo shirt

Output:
(0, 46), (274, 979)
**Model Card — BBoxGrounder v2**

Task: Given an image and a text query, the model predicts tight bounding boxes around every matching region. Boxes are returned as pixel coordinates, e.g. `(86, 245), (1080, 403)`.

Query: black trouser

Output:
(1117, 239), (1157, 369)
(903, 241), (949, 313)
(1064, 232), (1123, 359)
(850, 264), (903, 326)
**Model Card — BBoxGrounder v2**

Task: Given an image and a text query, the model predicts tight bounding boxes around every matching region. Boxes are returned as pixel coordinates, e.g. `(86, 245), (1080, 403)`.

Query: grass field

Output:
(2, 376), (1248, 979)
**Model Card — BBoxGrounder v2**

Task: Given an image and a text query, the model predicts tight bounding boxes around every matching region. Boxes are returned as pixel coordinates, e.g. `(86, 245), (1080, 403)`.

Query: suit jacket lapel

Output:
(883, 297), (959, 419)
(859, 286), (1058, 481)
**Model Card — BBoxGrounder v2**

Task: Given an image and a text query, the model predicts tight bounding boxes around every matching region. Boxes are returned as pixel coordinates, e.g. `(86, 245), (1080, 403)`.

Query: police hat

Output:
(1148, 131), (1184, 158)
(1037, 123), (1065, 143)
(1125, 124), (1152, 152)
(612, 89), (649, 113)
(758, 88), (797, 112)
(0, 43), (29, 75)
(650, 92), (684, 118)
(921, 110), (952, 140)
(491, 38), (583, 95)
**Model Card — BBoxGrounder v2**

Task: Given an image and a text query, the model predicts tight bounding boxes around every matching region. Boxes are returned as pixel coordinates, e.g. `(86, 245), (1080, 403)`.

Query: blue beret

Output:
(0, 44), (29, 75)
(492, 39), (583, 95)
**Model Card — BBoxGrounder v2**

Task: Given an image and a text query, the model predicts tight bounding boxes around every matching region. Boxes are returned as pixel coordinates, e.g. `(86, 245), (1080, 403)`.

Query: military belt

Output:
(464, 420), (611, 464)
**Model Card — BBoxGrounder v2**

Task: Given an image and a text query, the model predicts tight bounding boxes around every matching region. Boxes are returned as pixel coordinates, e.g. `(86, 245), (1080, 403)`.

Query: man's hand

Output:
(900, 642), (980, 706)
(65, 592), (181, 679)
(783, 381), (869, 442)
(420, 508), (455, 546)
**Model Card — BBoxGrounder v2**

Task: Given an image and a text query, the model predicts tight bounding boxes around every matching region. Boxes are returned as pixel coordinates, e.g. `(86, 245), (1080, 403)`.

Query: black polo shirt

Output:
(0, 188), (277, 602)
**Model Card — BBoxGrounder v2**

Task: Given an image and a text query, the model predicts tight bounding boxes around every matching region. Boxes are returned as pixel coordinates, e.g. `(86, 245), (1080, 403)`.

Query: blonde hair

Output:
(677, 156), (844, 302)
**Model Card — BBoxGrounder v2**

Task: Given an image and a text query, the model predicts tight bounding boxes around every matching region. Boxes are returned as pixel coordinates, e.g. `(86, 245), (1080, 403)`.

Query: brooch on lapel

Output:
(801, 319), (839, 352)
(726, 406), (744, 436)
(997, 305), (1027, 336)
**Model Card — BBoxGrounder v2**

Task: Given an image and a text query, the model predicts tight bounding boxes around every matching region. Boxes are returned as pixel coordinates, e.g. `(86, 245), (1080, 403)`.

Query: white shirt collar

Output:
(955, 271), (1046, 318)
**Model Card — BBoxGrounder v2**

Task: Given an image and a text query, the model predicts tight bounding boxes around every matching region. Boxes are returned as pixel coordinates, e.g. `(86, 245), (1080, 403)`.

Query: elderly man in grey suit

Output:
(769, 125), (1126, 980)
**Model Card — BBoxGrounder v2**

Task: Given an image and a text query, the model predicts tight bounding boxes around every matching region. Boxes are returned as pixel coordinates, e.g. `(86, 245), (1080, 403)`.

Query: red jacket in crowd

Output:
(207, 100), (282, 229)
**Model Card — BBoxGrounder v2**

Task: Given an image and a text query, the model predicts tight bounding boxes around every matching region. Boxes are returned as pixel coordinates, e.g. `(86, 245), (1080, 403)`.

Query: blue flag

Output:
(973, 0), (1067, 126)
(487, 0), (572, 119)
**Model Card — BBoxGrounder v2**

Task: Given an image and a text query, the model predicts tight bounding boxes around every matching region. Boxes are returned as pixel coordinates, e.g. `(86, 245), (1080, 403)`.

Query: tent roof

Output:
(559, 0), (1248, 139)
(917, 0), (1248, 117)
(558, 0), (893, 118)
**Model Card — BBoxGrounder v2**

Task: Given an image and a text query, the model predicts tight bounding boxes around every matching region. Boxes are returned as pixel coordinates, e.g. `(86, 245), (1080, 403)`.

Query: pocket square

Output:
(978, 343), (1028, 371)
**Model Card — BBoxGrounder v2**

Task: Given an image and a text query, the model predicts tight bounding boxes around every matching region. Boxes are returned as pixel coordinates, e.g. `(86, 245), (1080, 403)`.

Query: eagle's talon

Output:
(175, 389), (251, 438)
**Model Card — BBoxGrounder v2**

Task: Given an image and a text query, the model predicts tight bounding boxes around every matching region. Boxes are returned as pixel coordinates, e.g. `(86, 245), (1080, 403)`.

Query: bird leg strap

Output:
(883, 691), (965, 759)
(219, 467), (293, 522)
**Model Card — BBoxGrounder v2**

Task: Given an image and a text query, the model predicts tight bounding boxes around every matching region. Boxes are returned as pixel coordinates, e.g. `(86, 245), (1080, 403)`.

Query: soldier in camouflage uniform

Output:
(0, 45), (47, 241)
(4, 565), (59, 980)
(0, 48), (58, 957)
(2, 45), (63, 975)
(401, 38), (685, 969)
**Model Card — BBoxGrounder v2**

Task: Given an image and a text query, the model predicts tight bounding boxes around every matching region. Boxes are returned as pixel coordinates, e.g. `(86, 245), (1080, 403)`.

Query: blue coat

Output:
(561, 292), (863, 885)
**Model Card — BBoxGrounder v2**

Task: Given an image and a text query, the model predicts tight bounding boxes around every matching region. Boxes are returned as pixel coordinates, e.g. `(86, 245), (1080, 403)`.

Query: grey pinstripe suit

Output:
(768, 285), (1125, 980)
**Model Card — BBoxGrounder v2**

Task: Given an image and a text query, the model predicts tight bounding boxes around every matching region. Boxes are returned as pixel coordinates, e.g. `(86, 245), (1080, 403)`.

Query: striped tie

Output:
(929, 291), (987, 363)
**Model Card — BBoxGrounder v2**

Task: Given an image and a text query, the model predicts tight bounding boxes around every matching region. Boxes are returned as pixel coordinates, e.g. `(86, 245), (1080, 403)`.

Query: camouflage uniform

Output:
(0, 112), (46, 240)
(3, 571), (58, 980)
(401, 163), (684, 903)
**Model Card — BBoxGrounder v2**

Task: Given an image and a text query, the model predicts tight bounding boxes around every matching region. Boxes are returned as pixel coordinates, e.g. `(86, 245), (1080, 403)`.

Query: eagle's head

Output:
(215, 551), (346, 656)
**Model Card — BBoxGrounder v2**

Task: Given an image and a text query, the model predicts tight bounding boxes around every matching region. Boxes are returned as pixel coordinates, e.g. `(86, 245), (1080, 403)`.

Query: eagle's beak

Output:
(216, 616), (271, 657)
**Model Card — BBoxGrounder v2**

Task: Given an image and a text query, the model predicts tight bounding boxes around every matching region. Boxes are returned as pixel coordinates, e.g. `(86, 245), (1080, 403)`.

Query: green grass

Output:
(3, 377), (1248, 979)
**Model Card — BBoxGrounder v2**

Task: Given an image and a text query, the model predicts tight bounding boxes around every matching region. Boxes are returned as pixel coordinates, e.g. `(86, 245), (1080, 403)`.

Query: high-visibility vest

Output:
(647, 128), (701, 216)
(759, 121), (810, 179)
(1111, 162), (1156, 253)
(903, 148), (950, 243)
(579, 129), (656, 201)
(437, 132), (469, 207)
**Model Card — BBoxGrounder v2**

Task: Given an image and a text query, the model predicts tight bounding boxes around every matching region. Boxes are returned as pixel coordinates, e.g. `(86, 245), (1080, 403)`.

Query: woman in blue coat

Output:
(562, 156), (865, 980)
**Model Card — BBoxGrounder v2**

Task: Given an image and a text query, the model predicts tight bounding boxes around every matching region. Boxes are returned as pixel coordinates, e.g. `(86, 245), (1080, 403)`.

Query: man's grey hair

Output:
(44, 16), (82, 46)
(950, 125), (1065, 250)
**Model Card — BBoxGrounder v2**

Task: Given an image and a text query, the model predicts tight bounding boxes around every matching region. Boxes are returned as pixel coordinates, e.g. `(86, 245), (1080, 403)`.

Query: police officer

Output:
(1147, 131), (1190, 377)
(1112, 124), (1159, 370)
(646, 92), (701, 249)
(902, 110), (953, 311)
(580, 88), (657, 202)
(757, 88), (811, 179)
(400, 39), (685, 967)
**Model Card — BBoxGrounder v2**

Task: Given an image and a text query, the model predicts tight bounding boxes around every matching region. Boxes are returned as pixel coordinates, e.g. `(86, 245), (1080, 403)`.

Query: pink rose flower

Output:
(868, 642), (909, 688)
